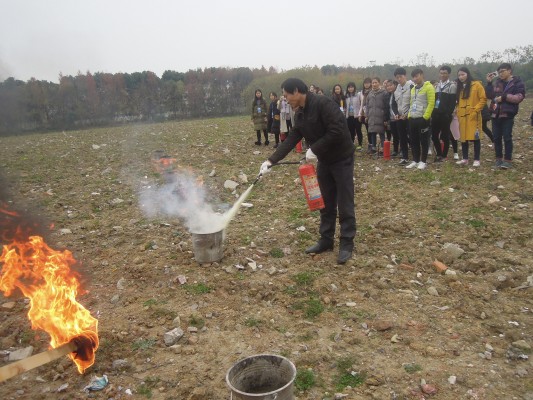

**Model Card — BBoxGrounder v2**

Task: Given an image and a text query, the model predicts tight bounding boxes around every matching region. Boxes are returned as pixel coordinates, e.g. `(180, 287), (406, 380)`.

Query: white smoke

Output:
(139, 171), (226, 234)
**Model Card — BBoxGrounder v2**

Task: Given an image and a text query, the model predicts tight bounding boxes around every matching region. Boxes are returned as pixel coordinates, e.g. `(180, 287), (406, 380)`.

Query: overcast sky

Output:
(1, 0), (531, 82)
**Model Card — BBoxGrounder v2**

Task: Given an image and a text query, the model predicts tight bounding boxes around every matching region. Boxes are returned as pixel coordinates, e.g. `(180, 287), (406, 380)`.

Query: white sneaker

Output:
(473, 160), (480, 167)
(417, 162), (427, 170)
(405, 161), (418, 169)
(453, 153), (459, 160)
(456, 159), (468, 165)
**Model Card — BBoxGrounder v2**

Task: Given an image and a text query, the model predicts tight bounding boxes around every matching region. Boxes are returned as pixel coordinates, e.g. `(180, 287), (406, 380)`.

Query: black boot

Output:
(337, 238), (354, 264)
(305, 238), (334, 254)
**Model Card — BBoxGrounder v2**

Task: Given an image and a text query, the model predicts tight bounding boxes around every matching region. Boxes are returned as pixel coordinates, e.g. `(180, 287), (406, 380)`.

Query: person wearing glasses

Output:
(485, 63), (526, 169)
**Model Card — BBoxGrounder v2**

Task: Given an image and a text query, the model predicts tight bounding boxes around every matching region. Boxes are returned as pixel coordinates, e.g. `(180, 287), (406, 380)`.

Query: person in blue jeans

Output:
(485, 63), (526, 169)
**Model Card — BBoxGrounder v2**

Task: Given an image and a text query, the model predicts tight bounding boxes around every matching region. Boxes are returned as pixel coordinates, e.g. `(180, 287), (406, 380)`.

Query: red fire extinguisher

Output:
(299, 163), (325, 211)
(383, 140), (391, 160)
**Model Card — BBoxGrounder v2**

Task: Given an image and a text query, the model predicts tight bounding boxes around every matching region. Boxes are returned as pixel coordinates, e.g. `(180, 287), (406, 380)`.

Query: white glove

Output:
(259, 160), (272, 176)
(306, 148), (317, 162)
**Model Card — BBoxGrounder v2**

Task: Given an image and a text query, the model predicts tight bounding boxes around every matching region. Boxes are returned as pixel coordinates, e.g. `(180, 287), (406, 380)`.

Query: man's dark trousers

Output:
(316, 154), (356, 248)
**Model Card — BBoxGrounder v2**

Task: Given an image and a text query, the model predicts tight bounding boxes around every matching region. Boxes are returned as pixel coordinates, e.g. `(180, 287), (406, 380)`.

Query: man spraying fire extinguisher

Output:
(259, 78), (356, 264)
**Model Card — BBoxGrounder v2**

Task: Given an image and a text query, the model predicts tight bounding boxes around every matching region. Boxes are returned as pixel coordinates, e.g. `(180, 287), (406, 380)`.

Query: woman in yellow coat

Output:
(456, 67), (487, 167)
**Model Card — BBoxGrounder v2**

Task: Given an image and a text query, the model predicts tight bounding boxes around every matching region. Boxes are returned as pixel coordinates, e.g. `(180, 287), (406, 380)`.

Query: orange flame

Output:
(0, 235), (99, 373)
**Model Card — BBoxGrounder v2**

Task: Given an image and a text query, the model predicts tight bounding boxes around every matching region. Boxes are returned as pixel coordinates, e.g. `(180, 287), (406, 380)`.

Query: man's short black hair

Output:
(411, 68), (424, 77)
(497, 62), (512, 72)
(281, 78), (308, 94)
(439, 65), (451, 73)
(393, 67), (407, 77)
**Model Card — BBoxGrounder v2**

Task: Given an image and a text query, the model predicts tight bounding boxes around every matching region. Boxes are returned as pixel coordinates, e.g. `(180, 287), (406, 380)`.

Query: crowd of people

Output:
(252, 63), (526, 170)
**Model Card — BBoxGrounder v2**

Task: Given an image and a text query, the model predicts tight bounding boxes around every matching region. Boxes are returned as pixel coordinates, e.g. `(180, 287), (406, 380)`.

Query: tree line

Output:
(1, 45), (531, 135)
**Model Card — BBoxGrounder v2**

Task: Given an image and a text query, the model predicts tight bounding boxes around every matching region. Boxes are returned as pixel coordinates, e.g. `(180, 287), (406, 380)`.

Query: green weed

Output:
(137, 384), (152, 398)
(335, 371), (365, 390)
(292, 272), (316, 287)
(184, 283), (211, 295)
(303, 298), (324, 319)
(143, 299), (158, 307)
(189, 314), (205, 328)
(334, 356), (365, 390)
(269, 248), (284, 258)
(467, 219), (486, 228)
(132, 338), (157, 351)
(403, 363), (423, 373)
(295, 369), (316, 391)
(244, 317), (261, 327)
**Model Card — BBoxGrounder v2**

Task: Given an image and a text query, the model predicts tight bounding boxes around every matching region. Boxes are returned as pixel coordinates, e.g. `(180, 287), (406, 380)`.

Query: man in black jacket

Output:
(259, 78), (356, 264)
(431, 65), (457, 161)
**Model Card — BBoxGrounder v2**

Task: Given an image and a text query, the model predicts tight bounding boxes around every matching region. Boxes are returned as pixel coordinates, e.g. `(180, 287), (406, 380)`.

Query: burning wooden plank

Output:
(0, 207), (99, 381)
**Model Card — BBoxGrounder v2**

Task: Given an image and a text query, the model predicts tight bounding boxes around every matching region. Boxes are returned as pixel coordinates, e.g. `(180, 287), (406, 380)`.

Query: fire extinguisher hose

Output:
(252, 158), (305, 185)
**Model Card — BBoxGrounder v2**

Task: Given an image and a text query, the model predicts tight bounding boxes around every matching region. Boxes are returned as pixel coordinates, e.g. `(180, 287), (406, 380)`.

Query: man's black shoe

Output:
(305, 241), (333, 254)
(337, 249), (352, 264)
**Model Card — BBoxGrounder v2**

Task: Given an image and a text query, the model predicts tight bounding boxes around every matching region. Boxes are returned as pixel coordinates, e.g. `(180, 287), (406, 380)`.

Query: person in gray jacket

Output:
(393, 68), (413, 164)
(364, 77), (390, 153)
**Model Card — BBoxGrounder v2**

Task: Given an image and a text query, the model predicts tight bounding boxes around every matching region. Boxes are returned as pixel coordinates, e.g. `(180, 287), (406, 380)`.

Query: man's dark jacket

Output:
(268, 93), (355, 165)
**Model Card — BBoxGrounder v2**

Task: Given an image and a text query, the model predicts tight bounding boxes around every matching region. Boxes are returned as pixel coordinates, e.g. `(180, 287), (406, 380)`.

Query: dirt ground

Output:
(1, 99), (532, 400)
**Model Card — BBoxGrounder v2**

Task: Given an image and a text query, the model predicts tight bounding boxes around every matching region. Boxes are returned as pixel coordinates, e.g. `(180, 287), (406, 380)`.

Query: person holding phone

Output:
(485, 63), (526, 169)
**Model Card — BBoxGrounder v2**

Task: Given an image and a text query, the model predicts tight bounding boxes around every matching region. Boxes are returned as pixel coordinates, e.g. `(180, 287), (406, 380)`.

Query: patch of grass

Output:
(336, 356), (356, 372)
(292, 272), (316, 287)
(334, 356), (365, 390)
(137, 377), (160, 399)
(466, 219), (486, 228)
(269, 247), (284, 258)
(143, 299), (158, 307)
(288, 208), (304, 222)
(335, 371), (365, 390)
(284, 285), (298, 295)
(404, 170), (438, 185)
(434, 210), (449, 220)
(150, 307), (177, 320)
(403, 363), (423, 373)
(132, 338), (157, 351)
(19, 329), (35, 346)
(469, 207), (482, 214)
(295, 369), (316, 391)
(189, 314), (205, 328)
(244, 317), (261, 327)
(299, 231), (313, 241)
(137, 384), (152, 398)
(351, 309), (376, 322)
(275, 326), (288, 334)
(184, 283), (211, 295)
(303, 298), (324, 319)
(298, 331), (315, 341)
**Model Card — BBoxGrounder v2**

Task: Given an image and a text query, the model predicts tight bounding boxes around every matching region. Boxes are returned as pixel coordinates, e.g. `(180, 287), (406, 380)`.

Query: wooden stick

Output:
(0, 341), (76, 382)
